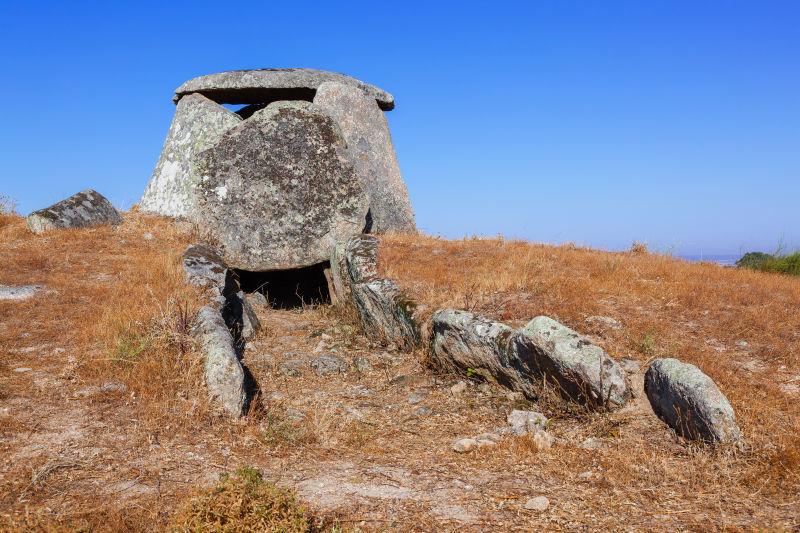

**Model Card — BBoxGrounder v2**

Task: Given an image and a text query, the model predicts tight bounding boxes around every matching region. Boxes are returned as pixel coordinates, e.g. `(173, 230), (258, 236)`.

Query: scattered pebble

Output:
(585, 315), (622, 330)
(279, 360), (304, 377)
(531, 429), (554, 450)
(408, 390), (429, 404)
(13, 367), (32, 373)
(142, 232), (155, 241)
(310, 354), (349, 376)
(353, 356), (372, 373)
(580, 437), (602, 450)
(100, 381), (127, 393)
(414, 406), (432, 416)
(507, 410), (548, 436)
(450, 381), (467, 395)
(285, 408), (306, 422)
(524, 496), (550, 512)
(735, 340), (749, 348)
(452, 438), (478, 453)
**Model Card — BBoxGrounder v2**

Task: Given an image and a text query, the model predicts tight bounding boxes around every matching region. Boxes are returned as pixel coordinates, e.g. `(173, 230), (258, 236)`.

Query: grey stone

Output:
(246, 292), (269, 307)
(100, 381), (127, 393)
(353, 356), (373, 373)
(429, 309), (527, 393)
(585, 315), (623, 330)
(514, 316), (629, 409)
(140, 94), (241, 218)
(27, 189), (121, 234)
(329, 234), (379, 303)
(450, 381), (468, 395)
(236, 291), (261, 340)
(314, 82), (415, 232)
(173, 68), (395, 111)
(194, 306), (246, 417)
(645, 358), (741, 443)
(579, 437), (603, 450)
(310, 354), (349, 376)
(0, 284), (43, 301)
(182, 244), (230, 290)
(351, 278), (420, 350)
(279, 359), (304, 377)
(407, 389), (429, 404)
(414, 406), (433, 416)
(524, 496), (550, 512)
(452, 438), (478, 453)
(618, 357), (641, 374)
(507, 410), (548, 435)
(194, 101), (369, 271)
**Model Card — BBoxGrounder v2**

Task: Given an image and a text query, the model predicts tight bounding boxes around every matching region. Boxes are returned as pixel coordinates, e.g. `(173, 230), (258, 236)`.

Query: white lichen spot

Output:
(215, 185), (228, 200)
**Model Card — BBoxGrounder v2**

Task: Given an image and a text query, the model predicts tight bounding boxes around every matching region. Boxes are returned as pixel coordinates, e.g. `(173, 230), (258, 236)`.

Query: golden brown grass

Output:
(170, 467), (311, 532)
(379, 233), (800, 503)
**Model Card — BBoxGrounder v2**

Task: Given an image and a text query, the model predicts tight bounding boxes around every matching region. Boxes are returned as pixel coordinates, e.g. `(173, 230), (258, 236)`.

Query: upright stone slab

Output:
(645, 358), (741, 443)
(194, 101), (369, 271)
(140, 94), (242, 218)
(27, 189), (122, 234)
(314, 82), (416, 233)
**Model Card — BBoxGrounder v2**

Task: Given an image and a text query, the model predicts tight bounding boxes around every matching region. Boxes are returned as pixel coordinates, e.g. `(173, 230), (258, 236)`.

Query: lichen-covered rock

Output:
(351, 278), (420, 350)
(329, 234), (379, 303)
(27, 189), (121, 234)
(194, 306), (246, 417)
(194, 101), (369, 271)
(140, 94), (241, 218)
(182, 244), (231, 291)
(513, 316), (629, 408)
(174, 68), (395, 111)
(645, 358), (741, 443)
(429, 309), (529, 392)
(314, 82), (415, 233)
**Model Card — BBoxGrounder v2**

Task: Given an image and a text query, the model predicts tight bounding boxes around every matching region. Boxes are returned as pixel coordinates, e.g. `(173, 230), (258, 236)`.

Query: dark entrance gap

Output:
(234, 261), (331, 309)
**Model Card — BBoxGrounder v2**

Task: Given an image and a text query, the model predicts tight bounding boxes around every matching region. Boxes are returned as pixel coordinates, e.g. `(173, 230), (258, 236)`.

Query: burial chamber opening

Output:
(233, 262), (332, 309)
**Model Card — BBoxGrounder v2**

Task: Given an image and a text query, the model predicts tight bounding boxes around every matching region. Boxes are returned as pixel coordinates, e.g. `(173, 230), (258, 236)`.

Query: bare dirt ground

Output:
(1, 213), (798, 530)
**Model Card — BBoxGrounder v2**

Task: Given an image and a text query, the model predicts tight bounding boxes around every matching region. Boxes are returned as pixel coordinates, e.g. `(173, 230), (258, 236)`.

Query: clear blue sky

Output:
(1, 1), (797, 256)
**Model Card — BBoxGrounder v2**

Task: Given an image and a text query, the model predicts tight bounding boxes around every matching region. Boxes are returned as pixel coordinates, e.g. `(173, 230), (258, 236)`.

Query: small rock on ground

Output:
(452, 438), (478, 453)
(507, 410), (548, 436)
(279, 359), (304, 377)
(408, 390), (429, 404)
(0, 284), (43, 301)
(353, 356), (372, 373)
(450, 381), (468, 395)
(310, 354), (349, 376)
(524, 496), (550, 511)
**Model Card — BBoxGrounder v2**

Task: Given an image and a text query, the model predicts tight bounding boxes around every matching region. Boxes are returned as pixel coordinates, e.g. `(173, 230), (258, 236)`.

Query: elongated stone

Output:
(27, 189), (121, 234)
(314, 82), (415, 233)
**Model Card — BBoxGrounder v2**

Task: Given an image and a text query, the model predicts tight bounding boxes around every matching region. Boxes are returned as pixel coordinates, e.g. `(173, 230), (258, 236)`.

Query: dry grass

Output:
(170, 467), (311, 532)
(379, 233), (800, 505)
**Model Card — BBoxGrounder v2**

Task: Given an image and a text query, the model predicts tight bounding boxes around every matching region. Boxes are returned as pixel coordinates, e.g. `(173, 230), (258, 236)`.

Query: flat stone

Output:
(279, 359), (304, 377)
(452, 438), (478, 453)
(524, 496), (550, 512)
(585, 315), (622, 330)
(140, 94), (241, 218)
(310, 354), (349, 376)
(194, 101), (369, 271)
(414, 406), (433, 416)
(314, 82), (415, 232)
(194, 306), (246, 417)
(0, 284), (42, 301)
(645, 358), (741, 443)
(173, 68), (395, 111)
(27, 189), (121, 234)
(450, 381), (468, 395)
(507, 410), (548, 435)
(407, 390), (429, 404)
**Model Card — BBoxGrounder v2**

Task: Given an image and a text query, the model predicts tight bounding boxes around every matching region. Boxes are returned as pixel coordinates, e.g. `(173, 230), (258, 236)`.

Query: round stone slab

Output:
(193, 101), (369, 271)
(174, 68), (395, 111)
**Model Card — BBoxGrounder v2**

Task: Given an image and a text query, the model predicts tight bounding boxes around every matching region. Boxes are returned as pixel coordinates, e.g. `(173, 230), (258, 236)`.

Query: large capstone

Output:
(645, 358), (741, 443)
(26, 189), (121, 234)
(193, 101), (369, 271)
(314, 82), (415, 233)
(140, 94), (242, 218)
(174, 68), (395, 111)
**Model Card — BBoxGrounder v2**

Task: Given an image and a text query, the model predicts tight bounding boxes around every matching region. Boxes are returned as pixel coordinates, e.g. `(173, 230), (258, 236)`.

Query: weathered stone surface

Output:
(430, 311), (628, 409)
(507, 410), (548, 436)
(194, 101), (369, 271)
(645, 358), (741, 443)
(514, 317), (629, 408)
(351, 278), (420, 350)
(314, 82), (415, 233)
(330, 234), (379, 303)
(174, 68), (395, 111)
(194, 306), (246, 417)
(140, 94), (241, 218)
(310, 354), (349, 376)
(0, 284), (42, 301)
(429, 309), (527, 392)
(27, 189), (121, 234)
(182, 244), (230, 290)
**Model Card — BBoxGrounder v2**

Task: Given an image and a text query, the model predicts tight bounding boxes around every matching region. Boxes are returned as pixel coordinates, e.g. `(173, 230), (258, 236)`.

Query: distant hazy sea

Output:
(679, 254), (740, 267)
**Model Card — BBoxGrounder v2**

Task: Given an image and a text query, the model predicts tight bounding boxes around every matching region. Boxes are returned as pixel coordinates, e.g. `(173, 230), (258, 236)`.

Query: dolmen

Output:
(140, 68), (416, 274)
